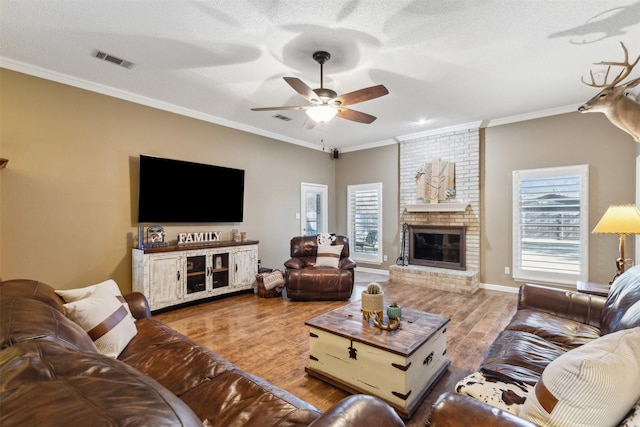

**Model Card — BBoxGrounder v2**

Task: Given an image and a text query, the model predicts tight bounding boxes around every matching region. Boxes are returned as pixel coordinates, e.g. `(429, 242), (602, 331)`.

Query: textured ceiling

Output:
(1, 0), (639, 151)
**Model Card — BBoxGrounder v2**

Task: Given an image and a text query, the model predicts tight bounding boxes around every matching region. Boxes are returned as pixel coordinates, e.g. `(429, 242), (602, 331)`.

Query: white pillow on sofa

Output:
(520, 327), (640, 427)
(62, 285), (137, 358)
(56, 279), (124, 303)
(56, 279), (134, 317)
(315, 244), (343, 268)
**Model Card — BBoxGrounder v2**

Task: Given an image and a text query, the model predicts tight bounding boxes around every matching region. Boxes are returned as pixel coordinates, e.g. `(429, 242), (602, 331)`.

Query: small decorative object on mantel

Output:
(147, 225), (167, 247)
(361, 282), (384, 322)
(416, 157), (455, 204)
(177, 231), (222, 245)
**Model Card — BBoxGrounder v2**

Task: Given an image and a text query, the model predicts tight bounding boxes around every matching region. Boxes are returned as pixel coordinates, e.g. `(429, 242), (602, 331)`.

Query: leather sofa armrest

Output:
(338, 257), (357, 270)
(308, 395), (404, 427)
(517, 283), (604, 329)
(284, 258), (303, 269)
(427, 392), (537, 427)
(123, 292), (151, 319)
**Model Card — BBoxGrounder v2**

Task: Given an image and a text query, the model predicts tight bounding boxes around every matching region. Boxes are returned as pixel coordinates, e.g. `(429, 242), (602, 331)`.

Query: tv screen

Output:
(138, 155), (244, 223)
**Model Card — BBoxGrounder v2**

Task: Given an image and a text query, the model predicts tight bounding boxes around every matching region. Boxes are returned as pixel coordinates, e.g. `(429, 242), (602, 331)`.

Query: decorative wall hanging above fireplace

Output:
(416, 157), (455, 204)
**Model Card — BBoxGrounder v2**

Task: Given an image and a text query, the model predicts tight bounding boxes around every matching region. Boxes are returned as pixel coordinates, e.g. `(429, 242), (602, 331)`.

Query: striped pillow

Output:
(63, 286), (137, 358)
(520, 327), (640, 427)
(315, 244), (343, 268)
(55, 279), (133, 317)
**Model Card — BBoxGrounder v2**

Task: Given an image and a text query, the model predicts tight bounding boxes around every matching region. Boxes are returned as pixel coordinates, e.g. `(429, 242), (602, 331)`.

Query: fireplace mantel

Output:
(405, 202), (469, 212)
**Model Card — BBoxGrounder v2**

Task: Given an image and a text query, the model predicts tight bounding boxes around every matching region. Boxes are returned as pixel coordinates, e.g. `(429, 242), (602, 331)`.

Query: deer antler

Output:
(581, 42), (640, 88)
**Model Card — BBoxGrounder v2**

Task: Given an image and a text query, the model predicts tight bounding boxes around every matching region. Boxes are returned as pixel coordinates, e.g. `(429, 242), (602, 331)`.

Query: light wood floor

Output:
(155, 278), (517, 426)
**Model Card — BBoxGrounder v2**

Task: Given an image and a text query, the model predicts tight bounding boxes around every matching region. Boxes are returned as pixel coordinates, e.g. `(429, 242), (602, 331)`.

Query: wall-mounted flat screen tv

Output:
(138, 155), (244, 223)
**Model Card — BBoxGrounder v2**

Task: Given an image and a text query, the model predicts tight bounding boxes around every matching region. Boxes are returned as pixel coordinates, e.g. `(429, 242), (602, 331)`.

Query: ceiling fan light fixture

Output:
(306, 105), (338, 123)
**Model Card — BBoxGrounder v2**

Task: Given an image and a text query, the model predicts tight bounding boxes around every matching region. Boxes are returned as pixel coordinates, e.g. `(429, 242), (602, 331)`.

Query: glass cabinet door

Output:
(185, 254), (207, 294)
(211, 253), (229, 289)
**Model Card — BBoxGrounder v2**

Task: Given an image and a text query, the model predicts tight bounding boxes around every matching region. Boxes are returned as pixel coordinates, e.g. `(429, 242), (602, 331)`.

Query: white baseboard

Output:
(480, 282), (520, 294)
(357, 267), (390, 277)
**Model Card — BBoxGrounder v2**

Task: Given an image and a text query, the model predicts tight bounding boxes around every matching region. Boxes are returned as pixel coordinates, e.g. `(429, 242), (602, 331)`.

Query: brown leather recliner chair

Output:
(284, 235), (356, 301)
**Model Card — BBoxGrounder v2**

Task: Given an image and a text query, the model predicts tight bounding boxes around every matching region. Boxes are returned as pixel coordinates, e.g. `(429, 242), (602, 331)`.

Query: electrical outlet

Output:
(504, 267), (510, 275)
(383, 255), (388, 262)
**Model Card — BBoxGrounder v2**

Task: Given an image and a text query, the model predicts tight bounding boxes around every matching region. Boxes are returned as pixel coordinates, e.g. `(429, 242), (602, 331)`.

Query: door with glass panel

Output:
(301, 183), (328, 236)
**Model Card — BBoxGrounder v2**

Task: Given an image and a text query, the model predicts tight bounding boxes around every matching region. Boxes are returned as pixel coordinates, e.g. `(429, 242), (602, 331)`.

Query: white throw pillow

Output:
(315, 244), (343, 268)
(56, 279), (134, 318)
(63, 286), (138, 358)
(56, 278), (121, 302)
(520, 327), (640, 427)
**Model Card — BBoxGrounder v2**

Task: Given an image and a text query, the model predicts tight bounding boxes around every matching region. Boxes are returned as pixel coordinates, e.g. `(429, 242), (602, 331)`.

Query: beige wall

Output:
(483, 113), (638, 287)
(335, 144), (399, 271)
(3, 68), (638, 292)
(0, 69), (335, 291)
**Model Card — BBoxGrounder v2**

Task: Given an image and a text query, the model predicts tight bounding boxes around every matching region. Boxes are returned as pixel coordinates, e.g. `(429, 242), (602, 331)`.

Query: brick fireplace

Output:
(389, 125), (481, 294)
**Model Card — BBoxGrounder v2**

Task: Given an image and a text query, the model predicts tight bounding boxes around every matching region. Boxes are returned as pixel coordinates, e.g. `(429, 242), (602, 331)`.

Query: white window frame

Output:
(347, 183), (383, 264)
(300, 182), (328, 236)
(512, 164), (589, 286)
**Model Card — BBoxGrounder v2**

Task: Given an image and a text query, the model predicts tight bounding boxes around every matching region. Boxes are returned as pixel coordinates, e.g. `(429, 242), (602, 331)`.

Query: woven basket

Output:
(256, 270), (284, 298)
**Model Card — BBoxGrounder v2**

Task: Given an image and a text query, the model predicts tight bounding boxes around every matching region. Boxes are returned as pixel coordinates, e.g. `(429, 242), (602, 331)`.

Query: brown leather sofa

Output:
(427, 265), (640, 427)
(284, 235), (356, 301)
(0, 279), (404, 427)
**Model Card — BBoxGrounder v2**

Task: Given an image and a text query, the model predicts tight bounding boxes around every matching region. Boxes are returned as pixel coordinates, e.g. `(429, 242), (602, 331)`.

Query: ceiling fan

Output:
(251, 51), (389, 125)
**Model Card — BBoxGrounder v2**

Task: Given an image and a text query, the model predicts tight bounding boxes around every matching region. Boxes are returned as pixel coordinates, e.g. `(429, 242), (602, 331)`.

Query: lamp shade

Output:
(592, 204), (640, 234)
(306, 105), (338, 123)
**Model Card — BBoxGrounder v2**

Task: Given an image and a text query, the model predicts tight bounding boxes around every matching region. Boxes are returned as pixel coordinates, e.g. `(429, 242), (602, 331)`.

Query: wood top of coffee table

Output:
(305, 302), (450, 357)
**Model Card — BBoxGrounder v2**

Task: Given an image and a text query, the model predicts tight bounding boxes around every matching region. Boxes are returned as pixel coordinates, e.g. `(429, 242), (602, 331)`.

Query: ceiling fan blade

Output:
(251, 106), (308, 111)
(337, 108), (377, 124)
(334, 84), (389, 107)
(283, 77), (319, 102)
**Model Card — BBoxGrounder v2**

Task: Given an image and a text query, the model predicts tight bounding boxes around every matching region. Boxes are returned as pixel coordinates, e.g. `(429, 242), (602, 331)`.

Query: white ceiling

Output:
(1, 1), (639, 152)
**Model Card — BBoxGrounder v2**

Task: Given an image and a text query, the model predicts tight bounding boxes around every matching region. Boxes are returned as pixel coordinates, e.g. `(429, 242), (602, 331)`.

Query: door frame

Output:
(300, 182), (328, 236)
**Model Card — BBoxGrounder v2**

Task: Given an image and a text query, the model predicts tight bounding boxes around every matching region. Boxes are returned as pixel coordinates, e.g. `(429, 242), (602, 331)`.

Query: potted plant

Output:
(361, 282), (384, 321)
(387, 302), (402, 320)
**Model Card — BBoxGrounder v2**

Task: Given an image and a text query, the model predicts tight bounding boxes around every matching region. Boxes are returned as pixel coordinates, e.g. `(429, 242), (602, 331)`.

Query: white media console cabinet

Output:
(132, 240), (258, 311)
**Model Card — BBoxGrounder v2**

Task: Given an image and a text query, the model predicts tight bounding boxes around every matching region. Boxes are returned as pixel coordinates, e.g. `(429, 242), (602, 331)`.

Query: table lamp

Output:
(592, 204), (640, 284)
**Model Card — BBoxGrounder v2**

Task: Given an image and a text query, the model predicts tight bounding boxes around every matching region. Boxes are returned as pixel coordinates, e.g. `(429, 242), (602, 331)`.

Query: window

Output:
(300, 183), (328, 236)
(512, 165), (589, 285)
(348, 183), (383, 264)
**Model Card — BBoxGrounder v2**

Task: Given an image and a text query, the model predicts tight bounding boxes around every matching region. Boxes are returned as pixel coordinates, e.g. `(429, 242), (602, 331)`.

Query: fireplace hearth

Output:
(409, 225), (465, 270)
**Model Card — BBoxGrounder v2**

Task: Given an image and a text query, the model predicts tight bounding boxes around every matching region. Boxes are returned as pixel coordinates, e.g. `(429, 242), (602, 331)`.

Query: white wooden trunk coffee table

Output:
(305, 302), (450, 419)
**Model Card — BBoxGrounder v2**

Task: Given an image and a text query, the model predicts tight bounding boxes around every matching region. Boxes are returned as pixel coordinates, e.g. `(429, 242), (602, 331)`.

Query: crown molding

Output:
(395, 121), (484, 142)
(2, 56), (581, 153)
(0, 57), (325, 152)
(340, 138), (398, 153)
(484, 104), (581, 127)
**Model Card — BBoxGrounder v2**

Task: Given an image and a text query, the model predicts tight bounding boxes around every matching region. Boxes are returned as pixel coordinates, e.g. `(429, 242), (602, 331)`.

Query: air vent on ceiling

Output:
(93, 50), (134, 69)
(273, 114), (293, 122)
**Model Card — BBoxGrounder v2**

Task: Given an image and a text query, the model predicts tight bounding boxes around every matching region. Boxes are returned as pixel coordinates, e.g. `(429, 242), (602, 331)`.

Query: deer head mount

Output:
(578, 42), (640, 142)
